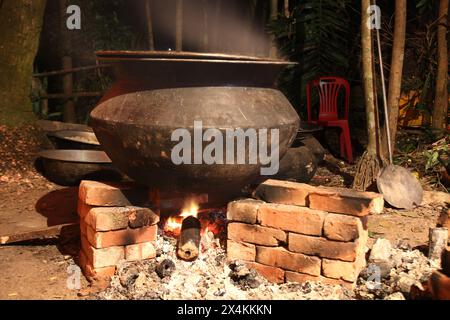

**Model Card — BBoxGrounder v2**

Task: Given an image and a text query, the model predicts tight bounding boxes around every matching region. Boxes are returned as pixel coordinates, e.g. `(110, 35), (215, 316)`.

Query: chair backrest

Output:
(306, 77), (350, 122)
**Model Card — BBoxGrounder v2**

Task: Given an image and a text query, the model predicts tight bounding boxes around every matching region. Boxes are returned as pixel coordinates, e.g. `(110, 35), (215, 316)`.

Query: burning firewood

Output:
(177, 216), (201, 261)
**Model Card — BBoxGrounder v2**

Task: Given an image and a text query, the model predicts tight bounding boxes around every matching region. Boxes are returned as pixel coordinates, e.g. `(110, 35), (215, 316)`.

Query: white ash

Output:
(94, 232), (352, 300)
(356, 239), (438, 300)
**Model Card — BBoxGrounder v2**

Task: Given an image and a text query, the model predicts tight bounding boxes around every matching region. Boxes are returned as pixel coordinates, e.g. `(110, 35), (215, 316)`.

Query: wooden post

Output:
(41, 76), (49, 116)
(269, 0), (279, 58)
(175, 0), (183, 51)
(145, 0), (155, 51)
(62, 56), (76, 123)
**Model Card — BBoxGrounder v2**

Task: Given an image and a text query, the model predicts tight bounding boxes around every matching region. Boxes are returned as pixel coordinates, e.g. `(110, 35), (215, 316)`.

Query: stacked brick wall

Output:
(227, 179), (384, 288)
(77, 181), (159, 279)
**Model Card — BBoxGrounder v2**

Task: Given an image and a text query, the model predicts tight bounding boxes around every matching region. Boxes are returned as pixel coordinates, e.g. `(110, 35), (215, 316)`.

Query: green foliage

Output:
(268, 0), (354, 113)
(85, 0), (137, 51)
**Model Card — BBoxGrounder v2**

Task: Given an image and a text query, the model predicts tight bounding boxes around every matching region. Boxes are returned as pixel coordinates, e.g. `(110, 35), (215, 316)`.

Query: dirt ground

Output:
(0, 124), (448, 300)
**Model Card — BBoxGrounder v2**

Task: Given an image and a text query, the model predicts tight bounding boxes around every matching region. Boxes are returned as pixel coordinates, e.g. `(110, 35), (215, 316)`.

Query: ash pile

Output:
(355, 239), (437, 300)
(93, 232), (352, 300)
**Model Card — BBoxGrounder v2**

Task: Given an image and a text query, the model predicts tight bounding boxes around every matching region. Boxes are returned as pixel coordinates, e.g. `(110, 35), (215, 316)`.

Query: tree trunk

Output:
(284, 0), (290, 18)
(269, 0), (279, 58)
(0, 0), (47, 126)
(145, 0), (155, 51)
(361, 0), (377, 154)
(353, 0), (381, 191)
(175, 0), (183, 51)
(432, 0), (449, 130)
(386, 0), (407, 152)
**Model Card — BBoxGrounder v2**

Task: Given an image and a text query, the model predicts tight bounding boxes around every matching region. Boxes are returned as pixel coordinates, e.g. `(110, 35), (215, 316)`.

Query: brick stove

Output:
(76, 179), (384, 290)
(227, 180), (384, 288)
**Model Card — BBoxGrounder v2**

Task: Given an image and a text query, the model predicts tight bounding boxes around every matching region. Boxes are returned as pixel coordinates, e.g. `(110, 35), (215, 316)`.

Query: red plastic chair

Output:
(306, 77), (353, 163)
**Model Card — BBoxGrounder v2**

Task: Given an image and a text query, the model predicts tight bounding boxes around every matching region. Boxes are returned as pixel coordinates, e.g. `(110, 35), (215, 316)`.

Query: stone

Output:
(384, 292), (405, 300)
(288, 233), (358, 262)
(397, 274), (418, 294)
(323, 214), (365, 242)
(227, 240), (256, 262)
(227, 199), (263, 224)
(86, 225), (157, 249)
(228, 223), (286, 247)
(369, 238), (393, 264)
(257, 203), (326, 236)
(256, 246), (321, 276)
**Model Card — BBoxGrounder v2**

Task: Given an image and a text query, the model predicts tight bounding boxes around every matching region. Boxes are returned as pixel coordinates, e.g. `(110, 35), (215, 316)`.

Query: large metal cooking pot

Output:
(37, 150), (122, 186)
(90, 51), (300, 203)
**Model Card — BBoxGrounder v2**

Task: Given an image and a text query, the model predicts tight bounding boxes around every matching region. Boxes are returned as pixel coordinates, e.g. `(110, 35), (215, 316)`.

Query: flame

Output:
(164, 200), (199, 236)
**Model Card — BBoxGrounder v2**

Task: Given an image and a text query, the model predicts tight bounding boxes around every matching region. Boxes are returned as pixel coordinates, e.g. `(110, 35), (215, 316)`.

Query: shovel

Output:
(374, 28), (423, 210)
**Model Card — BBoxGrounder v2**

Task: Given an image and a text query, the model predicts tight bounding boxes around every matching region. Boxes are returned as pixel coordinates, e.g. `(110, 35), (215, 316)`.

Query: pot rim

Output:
(38, 150), (112, 164)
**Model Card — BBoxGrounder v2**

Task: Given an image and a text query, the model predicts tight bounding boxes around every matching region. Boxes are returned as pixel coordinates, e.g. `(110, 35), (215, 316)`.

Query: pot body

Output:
(90, 52), (300, 202)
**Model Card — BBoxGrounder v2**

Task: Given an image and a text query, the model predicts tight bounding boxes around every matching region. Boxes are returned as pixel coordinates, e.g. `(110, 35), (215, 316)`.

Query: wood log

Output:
(177, 216), (201, 261)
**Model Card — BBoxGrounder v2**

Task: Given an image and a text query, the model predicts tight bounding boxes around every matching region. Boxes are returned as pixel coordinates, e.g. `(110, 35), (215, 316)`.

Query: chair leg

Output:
(343, 125), (353, 163)
(340, 131), (346, 159)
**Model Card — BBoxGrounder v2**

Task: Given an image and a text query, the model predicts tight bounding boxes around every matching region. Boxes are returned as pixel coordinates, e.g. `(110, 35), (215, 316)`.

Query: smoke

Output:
(148, 0), (272, 57)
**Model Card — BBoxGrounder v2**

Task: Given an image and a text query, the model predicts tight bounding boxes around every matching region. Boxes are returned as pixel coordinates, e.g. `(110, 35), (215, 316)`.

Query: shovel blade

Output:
(377, 165), (423, 210)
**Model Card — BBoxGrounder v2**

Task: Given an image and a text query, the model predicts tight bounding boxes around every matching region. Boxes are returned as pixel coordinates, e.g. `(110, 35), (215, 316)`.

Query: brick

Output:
(228, 223), (286, 247)
(246, 262), (285, 284)
(255, 180), (384, 216)
(79, 250), (116, 279)
(227, 240), (256, 262)
(255, 180), (317, 206)
(257, 203), (326, 236)
(77, 199), (93, 219)
(85, 206), (159, 232)
(79, 180), (148, 207)
(80, 236), (124, 268)
(125, 242), (156, 261)
(309, 189), (384, 217)
(80, 220), (87, 236)
(256, 246), (321, 276)
(323, 214), (365, 242)
(288, 233), (358, 262)
(128, 207), (160, 228)
(227, 199), (264, 224)
(285, 271), (354, 290)
(86, 225), (157, 249)
(322, 259), (361, 283)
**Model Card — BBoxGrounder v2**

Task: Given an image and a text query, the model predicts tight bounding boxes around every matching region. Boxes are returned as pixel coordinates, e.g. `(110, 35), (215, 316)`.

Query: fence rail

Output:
(32, 58), (110, 121)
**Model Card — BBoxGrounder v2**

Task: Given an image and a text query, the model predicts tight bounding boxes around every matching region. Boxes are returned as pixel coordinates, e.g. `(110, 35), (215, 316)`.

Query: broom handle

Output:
(375, 27), (394, 164)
